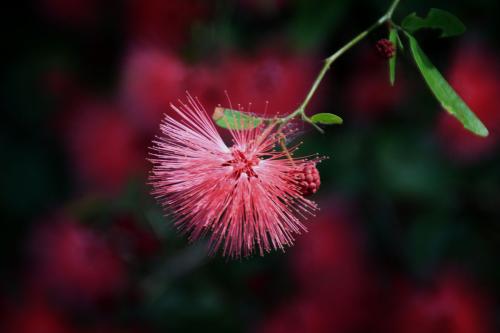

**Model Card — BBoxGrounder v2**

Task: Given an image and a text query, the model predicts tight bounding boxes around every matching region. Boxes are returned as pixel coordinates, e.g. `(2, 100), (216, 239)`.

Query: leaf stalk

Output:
(276, 0), (402, 131)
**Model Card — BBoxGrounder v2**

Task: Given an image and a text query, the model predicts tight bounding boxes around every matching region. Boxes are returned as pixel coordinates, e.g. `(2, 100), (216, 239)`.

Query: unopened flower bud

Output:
(376, 38), (396, 59)
(290, 163), (321, 196)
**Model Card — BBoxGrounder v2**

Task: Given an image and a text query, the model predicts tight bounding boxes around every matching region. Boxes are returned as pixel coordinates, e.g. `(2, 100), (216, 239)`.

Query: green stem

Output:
(387, 0), (401, 18)
(278, 0), (401, 131)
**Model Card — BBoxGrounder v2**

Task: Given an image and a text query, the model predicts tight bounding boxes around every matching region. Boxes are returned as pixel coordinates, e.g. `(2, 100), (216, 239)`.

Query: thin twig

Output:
(275, 0), (402, 131)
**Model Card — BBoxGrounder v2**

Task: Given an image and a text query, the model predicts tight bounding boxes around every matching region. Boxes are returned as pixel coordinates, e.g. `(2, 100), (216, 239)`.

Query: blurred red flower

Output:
(390, 273), (494, 333)
(184, 63), (227, 116)
(260, 201), (379, 333)
(436, 41), (500, 161)
(185, 48), (321, 124)
(1, 293), (74, 333)
(346, 49), (405, 118)
(120, 47), (320, 134)
(219, 50), (320, 117)
(63, 100), (146, 193)
(291, 203), (369, 296)
(291, 202), (375, 332)
(120, 48), (187, 132)
(128, 0), (209, 48)
(30, 216), (126, 304)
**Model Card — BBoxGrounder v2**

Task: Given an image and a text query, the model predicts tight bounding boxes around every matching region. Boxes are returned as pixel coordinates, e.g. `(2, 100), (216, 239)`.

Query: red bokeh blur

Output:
(218, 49), (319, 116)
(128, 0), (210, 49)
(258, 296), (333, 333)
(0, 289), (152, 333)
(120, 48), (188, 133)
(1, 293), (74, 333)
(120, 46), (320, 133)
(437, 41), (500, 161)
(389, 272), (494, 333)
(259, 201), (379, 333)
(29, 215), (126, 305)
(62, 100), (146, 193)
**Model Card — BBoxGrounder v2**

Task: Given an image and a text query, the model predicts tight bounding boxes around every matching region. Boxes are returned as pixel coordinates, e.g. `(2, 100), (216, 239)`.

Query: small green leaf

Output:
(407, 34), (488, 137)
(310, 113), (343, 125)
(212, 107), (263, 129)
(389, 28), (398, 86)
(402, 8), (466, 38)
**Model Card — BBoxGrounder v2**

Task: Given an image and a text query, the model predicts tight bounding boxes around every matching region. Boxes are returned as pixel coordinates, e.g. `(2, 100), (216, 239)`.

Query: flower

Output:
(120, 48), (187, 132)
(292, 204), (366, 291)
(119, 47), (320, 134)
(289, 162), (321, 196)
(149, 95), (319, 258)
(183, 49), (320, 119)
(220, 50), (320, 117)
(289, 203), (377, 332)
(375, 39), (396, 59)
(30, 216), (126, 304)
(128, 0), (209, 48)
(63, 99), (146, 193)
(1, 293), (74, 333)
(389, 272), (494, 333)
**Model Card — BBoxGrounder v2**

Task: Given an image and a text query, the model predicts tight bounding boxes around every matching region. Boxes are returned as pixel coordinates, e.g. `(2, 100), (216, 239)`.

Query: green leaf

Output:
(310, 113), (343, 125)
(395, 31), (404, 50)
(407, 34), (488, 137)
(212, 107), (263, 129)
(389, 28), (398, 86)
(402, 8), (466, 38)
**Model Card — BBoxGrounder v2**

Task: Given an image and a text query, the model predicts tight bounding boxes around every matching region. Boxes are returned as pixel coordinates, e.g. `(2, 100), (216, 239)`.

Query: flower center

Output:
(222, 148), (260, 179)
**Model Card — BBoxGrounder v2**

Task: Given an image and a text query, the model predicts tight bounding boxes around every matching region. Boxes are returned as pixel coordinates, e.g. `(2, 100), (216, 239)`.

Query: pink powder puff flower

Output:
(149, 95), (320, 258)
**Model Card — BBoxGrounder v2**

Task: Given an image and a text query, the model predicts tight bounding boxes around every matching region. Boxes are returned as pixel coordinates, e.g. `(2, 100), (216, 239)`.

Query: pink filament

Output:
(149, 95), (318, 258)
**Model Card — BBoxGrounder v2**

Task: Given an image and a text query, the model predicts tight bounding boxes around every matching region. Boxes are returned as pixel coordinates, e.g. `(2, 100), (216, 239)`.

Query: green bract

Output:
(212, 107), (263, 130)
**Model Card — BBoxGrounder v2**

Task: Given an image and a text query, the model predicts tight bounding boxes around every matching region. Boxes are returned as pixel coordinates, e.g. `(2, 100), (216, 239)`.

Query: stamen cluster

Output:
(290, 163), (321, 196)
(149, 96), (321, 258)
